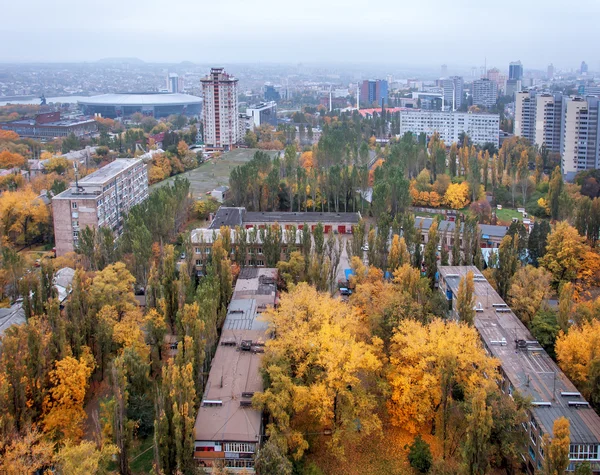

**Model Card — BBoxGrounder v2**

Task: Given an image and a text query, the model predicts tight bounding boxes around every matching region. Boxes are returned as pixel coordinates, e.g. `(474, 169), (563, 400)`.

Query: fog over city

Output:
(2, 0), (599, 69)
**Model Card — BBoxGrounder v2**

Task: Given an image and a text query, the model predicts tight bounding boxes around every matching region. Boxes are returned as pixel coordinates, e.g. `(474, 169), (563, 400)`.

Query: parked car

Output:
(361, 244), (369, 251)
(340, 287), (352, 296)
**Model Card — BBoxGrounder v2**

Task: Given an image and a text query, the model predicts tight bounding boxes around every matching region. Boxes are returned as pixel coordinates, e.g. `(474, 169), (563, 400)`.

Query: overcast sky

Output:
(2, 0), (598, 71)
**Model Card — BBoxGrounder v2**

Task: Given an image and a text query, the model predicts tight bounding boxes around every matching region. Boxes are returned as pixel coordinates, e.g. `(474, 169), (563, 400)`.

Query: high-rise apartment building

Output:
(515, 91), (563, 153)
(201, 68), (240, 149)
(581, 61), (589, 75)
(439, 76), (464, 111)
(534, 93), (564, 153)
(472, 79), (498, 108)
(514, 91), (536, 143)
(399, 110), (499, 146)
(547, 63), (555, 79)
(360, 79), (388, 107)
(562, 96), (600, 180)
(52, 159), (148, 256)
(441, 64), (448, 77)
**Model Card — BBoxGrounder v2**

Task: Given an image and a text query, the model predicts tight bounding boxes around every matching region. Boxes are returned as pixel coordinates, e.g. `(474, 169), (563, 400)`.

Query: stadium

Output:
(78, 92), (202, 119)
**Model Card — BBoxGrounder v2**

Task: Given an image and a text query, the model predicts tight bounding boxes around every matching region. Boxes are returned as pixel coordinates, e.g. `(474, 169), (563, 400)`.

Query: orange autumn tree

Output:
(0, 130), (20, 141)
(0, 150), (26, 169)
(42, 348), (95, 442)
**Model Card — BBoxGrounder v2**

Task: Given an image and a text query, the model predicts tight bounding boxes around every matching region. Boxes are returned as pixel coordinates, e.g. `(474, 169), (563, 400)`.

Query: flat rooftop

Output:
(1, 118), (95, 127)
(244, 211), (361, 224)
(415, 217), (508, 239)
(194, 268), (277, 444)
(78, 158), (142, 185)
(439, 266), (600, 444)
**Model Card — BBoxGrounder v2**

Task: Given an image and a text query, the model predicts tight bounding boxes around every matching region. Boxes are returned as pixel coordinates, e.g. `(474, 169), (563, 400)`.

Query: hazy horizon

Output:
(3, 0), (598, 72)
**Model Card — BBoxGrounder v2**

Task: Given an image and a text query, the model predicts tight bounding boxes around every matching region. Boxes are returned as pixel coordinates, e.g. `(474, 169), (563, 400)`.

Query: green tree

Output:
(424, 221), (439, 289)
(461, 389), (492, 475)
(408, 435), (433, 473)
(457, 271), (475, 325)
(548, 166), (563, 221)
(254, 439), (293, 475)
(494, 235), (519, 300)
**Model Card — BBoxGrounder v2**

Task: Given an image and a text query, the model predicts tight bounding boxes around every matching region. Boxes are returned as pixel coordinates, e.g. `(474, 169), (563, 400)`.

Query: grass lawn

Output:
(130, 437), (154, 474)
(494, 207), (524, 224)
(150, 148), (279, 199)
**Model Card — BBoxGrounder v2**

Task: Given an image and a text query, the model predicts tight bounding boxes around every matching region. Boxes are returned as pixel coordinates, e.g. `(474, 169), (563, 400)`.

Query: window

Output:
(256, 260), (264, 266)
(196, 260), (202, 266)
(71, 202), (78, 209)
(569, 444), (599, 460)
(195, 247), (201, 254)
(529, 446), (536, 461)
(257, 247), (263, 255)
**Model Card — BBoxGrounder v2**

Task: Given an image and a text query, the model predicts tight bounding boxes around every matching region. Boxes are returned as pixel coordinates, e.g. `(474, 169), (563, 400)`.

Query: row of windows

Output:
(223, 442), (255, 453)
(569, 444), (600, 460)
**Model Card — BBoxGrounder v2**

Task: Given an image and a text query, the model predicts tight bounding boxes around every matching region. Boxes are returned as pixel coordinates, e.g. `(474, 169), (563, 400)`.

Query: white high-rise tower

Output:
(201, 68), (240, 149)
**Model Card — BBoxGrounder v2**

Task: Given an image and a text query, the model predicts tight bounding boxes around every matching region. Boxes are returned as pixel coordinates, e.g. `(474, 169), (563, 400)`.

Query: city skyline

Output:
(2, 0), (598, 70)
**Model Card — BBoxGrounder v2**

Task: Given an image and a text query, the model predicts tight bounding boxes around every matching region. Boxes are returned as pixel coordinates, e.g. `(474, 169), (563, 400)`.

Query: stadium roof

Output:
(78, 93), (201, 106)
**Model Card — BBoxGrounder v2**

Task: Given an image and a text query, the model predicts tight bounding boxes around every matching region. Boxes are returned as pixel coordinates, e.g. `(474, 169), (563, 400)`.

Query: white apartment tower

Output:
(562, 96), (600, 180)
(201, 68), (240, 149)
(514, 91), (536, 143)
(534, 93), (564, 153)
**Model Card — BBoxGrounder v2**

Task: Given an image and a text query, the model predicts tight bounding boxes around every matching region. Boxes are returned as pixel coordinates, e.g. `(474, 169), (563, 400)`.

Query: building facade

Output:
(201, 68), (240, 150)
(438, 266), (600, 475)
(245, 101), (277, 128)
(52, 159), (148, 256)
(399, 110), (500, 146)
(439, 76), (464, 111)
(514, 91), (536, 143)
(509, 61), (524, 81)
(360, 79), (388, 106)
(472, 79), (499, 108)
(0, 112), (97, 140)
(562, 96), (600, 180)
(534, 93), (564, 153)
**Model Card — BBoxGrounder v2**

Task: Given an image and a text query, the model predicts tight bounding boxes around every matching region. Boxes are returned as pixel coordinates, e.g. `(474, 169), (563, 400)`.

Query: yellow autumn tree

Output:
(542, 417), (570, 475)
(540, 222), (588, 288)
(444, 182), (470, 209)
(508, 265), (552, 326)
(54, 440), (118, 475)
(0, 429), (54, 475)
(90, 262), (137, 317)
(387, 235), (410, 273)
(555, 320), (600, 399)
(43, 348), (95, 442)
(254, 283), (383, 459)
(387, 319), (499, 435)
(0, 186), (50, 245)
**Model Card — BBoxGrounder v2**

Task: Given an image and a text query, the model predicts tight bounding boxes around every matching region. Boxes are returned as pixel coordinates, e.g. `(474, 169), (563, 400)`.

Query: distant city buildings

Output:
(547, 63), (555, 79)
(441, 64), (448, 76)
(0, 111), (97, 140)
(201, 68), (240, 150)
(506, 61), (524, 98)
(245, 101), (277, 128)
(52, 159), (148, 256)
(411, 91), (443, 111)
(509, 61), (523, 81)
(398, 110), (500, 146)
(167, 73), (184, 93)
(263, 84), (280, 102)
(472, 79), (498, 108)
(438, 76), (463, 111)
(581, 61), (589, 75)
(360, 79), (388, 107)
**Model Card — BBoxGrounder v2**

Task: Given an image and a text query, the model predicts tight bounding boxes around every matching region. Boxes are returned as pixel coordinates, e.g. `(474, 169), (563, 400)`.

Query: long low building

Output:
(0, 111), (97, 139)
(399, 109), (500, 146)
(208, 206), (361, 235)
(438, 266), (600, 474)
(415, 217), (509, 248)
(194, 268), (278, 472)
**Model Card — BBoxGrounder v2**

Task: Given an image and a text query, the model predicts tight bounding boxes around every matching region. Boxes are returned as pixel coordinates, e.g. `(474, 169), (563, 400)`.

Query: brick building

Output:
(51, 159), (148, 256)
